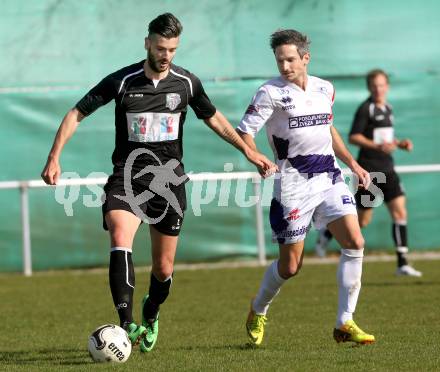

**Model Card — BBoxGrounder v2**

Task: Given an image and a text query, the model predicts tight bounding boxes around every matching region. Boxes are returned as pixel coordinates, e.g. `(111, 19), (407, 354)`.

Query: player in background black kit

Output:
(41, 13), (276, 353)
(315, 69), (422, 277)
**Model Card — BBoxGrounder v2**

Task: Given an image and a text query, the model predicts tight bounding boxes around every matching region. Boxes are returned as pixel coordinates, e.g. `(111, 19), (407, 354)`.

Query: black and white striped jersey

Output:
(76, 60), (216, 174)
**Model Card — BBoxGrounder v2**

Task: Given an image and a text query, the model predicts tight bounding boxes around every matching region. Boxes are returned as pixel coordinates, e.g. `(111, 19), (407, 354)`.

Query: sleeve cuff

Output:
(236, 126), (256, 138)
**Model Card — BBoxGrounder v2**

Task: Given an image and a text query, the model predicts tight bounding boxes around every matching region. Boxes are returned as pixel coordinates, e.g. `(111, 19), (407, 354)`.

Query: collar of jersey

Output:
(280, 75), (310, 93)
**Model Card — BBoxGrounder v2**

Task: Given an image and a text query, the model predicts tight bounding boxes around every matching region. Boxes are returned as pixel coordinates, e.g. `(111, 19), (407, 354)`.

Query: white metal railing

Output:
(1, 164), (440, 276)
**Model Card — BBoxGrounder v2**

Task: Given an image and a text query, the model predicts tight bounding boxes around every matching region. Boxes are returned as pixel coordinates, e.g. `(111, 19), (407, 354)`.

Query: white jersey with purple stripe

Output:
(237, 75), (343, 197)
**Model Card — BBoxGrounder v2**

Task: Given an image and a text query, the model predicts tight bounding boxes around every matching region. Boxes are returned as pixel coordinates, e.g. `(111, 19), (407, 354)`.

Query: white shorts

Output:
(269, 181), (357, 244)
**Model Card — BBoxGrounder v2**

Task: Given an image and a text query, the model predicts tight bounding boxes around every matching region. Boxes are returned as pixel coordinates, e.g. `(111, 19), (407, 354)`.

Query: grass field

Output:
(1, 259), (439, 371)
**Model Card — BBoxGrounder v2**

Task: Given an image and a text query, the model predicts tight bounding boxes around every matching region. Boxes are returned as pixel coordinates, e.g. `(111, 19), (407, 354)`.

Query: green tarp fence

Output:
(1, 0), (439, 271)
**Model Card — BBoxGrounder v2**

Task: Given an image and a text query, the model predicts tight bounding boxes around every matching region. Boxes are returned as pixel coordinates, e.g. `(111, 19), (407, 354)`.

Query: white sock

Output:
(253, 260), (286, 315)
(336, 248), (363, 328)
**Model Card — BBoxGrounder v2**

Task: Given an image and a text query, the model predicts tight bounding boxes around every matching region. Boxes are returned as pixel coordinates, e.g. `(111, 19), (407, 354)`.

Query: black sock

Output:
(143, 273), (173, 321)
(392, 222), (408, 267)
(109, 249), (135, 328)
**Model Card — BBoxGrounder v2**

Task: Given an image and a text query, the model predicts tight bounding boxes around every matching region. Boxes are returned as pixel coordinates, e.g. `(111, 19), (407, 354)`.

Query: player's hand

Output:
(378, 141), (397, 154)
(350, 161), (370, 189)
(398, 138), (413, 151)
(246, 150), (278, 179)
(41, 156), (61, 185)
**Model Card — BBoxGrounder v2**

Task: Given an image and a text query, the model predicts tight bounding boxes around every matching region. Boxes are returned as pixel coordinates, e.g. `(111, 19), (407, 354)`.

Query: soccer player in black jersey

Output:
(315, 69), (422, 277)
(41, 13), (276, 352)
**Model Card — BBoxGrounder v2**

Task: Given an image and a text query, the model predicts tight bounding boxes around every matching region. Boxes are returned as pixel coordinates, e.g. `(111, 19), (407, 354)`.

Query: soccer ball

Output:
(88, 324), (131, 363)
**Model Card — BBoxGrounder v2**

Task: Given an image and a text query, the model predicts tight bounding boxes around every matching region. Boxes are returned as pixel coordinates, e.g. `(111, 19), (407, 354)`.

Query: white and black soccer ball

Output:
(88, 324), (131, 363)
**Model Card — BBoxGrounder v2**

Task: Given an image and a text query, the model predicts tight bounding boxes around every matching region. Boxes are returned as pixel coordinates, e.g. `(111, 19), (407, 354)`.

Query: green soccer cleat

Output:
(125, 322), (147, 346)
(333, 319), (375, 345)
(246, 302), (267, 347)
(140, 295), (159, 353)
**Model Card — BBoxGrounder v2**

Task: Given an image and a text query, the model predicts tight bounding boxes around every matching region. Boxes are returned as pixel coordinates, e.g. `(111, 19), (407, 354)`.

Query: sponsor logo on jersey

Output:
(288, 113), (331, 128)
(127, 112), (181, 142)
(287, 208), (300, 221)
(132, 116), (147, 134)
(129, 93), (144, 98)
(289, 114), (332, 129)
(281, 96), (295, 111)
(282, 104), (296, 111)
(166, 93), (181, 111)
(245, 104), (259, 115)
(160, 116), (174, 134)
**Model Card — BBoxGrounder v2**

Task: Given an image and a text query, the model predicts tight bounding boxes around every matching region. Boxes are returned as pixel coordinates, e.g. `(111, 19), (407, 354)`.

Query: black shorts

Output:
(355, 170), (404, 209)
(102, 173), (186, 236)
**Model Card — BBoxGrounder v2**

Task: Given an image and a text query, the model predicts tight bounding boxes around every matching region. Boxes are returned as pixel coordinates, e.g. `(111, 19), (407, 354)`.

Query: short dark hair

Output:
(366, 69), (389, 87)
(270, 29), (310, 57)
(148, 13), (182, 38)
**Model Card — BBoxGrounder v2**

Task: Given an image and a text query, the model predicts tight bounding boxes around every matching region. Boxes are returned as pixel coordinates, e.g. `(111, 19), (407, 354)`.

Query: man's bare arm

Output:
(41, 108), (84, 185)
(204, 111), (277, 177)
(331, 126), (370, 188)
(349, 133), (378, 150)
(236, 130), (258, 152)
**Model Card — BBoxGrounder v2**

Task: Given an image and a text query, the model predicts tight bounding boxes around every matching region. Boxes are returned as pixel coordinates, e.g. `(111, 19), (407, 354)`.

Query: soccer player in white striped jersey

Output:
(237, 29), (375, 346)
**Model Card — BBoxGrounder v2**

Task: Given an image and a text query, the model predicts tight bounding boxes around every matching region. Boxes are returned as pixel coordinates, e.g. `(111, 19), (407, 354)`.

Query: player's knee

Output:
(279, 261), (302, 279)
(345, 235), (365, 250)
(152, 263), (173, 281)
(392, 210), (407, 222)
(110, 227), (132, 247)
